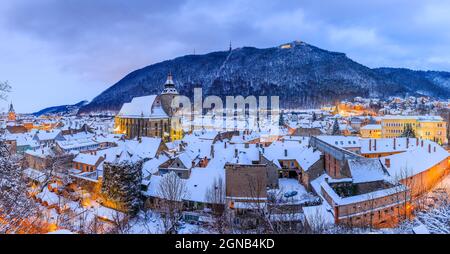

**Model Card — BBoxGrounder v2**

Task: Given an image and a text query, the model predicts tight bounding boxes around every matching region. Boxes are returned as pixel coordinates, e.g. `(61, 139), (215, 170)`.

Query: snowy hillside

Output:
(80, 41), (450, 114)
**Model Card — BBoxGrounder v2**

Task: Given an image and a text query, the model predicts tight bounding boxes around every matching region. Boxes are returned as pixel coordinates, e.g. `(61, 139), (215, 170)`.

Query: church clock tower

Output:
(160, 72), (179, 117)
(8, 102), (16, 122)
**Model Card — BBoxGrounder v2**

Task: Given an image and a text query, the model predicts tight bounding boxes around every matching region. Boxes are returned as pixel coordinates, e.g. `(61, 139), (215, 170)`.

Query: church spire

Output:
(8, 102), (14, 113)
(166, 71), (174, 86)
(161, 72), (178, 95)
(8, 102), (16, 122)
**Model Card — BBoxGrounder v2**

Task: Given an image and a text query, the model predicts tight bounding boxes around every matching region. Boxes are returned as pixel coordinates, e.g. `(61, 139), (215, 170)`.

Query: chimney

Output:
(374, 139), (377, 151)
(385, 158), (391, 169)
(428, 144), (431, 154)
(234, 149), (238, 158)
(393, 138), (396, 150)
(211, 145), (215, 158)
(284, 149), (288, 157)
(224, 142), (227, 149)
(369, 139), (372, 151)
(406, 138), (409, 149)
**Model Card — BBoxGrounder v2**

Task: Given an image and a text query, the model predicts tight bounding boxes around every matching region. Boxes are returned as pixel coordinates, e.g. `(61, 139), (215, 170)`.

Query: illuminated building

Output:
(360, 124), (382, 138)
(114, 73), (183, 141)
(7, 102), (16, 122)
(381, 115), (447, 144)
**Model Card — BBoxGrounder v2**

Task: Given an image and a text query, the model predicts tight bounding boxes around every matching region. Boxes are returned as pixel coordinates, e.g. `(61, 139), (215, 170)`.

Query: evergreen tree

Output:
(331, 118), (340, 135)
(312, 112), (317, 122)
(368, 116), (377, 124)
(102, 152), (143, 215)
(279, 111), (285, 127)
(400, 123), (416, 138)
(0, 141), (38, 233)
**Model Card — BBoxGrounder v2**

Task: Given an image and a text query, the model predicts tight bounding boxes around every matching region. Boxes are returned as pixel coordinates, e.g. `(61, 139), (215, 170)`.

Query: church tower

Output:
(8, 102), (16, 122)
(161, 72), (179, 95)
(159, 73), (182, 141)
(160, 73), (179, 117)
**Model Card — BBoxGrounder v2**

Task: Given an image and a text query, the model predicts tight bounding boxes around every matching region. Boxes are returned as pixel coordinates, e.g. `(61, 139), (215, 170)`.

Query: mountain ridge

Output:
(34, 100), (89, 116)
(79, 41), (450, 114)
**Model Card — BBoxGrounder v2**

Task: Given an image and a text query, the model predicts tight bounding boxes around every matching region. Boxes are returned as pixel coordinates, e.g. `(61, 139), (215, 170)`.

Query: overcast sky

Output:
(1, 0), (450, 113)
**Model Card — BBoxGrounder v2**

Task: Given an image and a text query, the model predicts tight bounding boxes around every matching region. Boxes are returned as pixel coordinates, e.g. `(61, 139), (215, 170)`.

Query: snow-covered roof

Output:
(321, 181), (408, 206)
(116, 137), (163, 159)
(142, 154), (170, 179)
(25, 147), (55, 158)
(57, 138), (99, 150)
(145, 173), (188, 201)
(360, 138), (419, 154)
(4, 133), (39, 147)
(381, 141), (449, 179)
(95, 147), (124, 163)
(382, 115), (444, 122)
(62, 132), (95, 141)
(94, 205), (126, 222)
(263, 140), (307, 161)
(184, 166), (224, 203)
(146, 143), (256, 203)
(229, 131), (260, 144)
(34, 130), (62, 141)
(297, 147), (322, 171)
(262, 139), (320, 169)
(37, 188), (60, 205)
(118, 95), (168, 118)
(347, 158), (387, 184)
(114, 150), (142, 164)
(316, 136), (360, 149)
(360, 124), (382, 130)
(339, 124), (355, 132)
(182, 130), (219, 142)
(94, 134), (122, 144)
(23, 168), (47, 183)
(73, 153), (103, 166)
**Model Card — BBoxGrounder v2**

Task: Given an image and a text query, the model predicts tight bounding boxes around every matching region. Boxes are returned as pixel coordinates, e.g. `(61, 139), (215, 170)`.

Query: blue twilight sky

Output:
(1, 0), (450, 113)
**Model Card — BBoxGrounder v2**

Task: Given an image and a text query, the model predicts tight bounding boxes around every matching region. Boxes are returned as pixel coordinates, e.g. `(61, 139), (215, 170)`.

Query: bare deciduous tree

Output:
(108, 211), (131, 234)
(156, 172), (188, 234)
(39, 152), (74, 192)
(0, 81), (11, 101)
(205, 176), (228, 233)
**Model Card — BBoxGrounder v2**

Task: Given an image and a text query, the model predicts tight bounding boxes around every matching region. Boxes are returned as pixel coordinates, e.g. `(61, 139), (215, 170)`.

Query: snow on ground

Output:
(128, 211), (213, 234)
(269, 178), (316, 205)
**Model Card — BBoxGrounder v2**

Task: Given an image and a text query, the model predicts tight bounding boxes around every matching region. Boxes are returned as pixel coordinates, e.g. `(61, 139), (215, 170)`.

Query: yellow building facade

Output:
(360, 124), (382, 138)
(381, 116), (447, 144)
(8, 103), (16, 122)
(114, 74), (183, 142)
